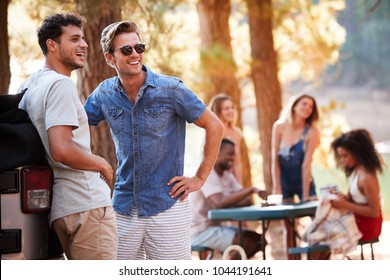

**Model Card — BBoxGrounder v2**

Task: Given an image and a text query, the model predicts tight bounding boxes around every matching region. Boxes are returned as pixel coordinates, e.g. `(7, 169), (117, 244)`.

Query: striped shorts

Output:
(116, 199), (191, 260)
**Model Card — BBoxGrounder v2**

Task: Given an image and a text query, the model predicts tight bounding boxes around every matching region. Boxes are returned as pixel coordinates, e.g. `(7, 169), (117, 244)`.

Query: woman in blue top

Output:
(271, 94), (320, 259)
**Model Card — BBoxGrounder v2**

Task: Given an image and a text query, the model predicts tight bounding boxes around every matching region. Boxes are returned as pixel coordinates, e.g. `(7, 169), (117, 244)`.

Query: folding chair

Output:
(358, 237), (379, 260)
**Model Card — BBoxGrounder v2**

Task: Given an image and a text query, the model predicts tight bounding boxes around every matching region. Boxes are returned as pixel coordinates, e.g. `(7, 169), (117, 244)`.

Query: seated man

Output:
(189, 138), (268, 259)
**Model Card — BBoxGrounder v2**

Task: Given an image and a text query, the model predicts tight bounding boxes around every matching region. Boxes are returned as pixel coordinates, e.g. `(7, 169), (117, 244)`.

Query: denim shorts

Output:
(282, 180), (317, 200)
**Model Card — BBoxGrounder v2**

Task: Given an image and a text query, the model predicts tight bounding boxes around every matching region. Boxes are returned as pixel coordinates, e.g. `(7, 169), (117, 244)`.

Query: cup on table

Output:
(266, 194), (283, 205)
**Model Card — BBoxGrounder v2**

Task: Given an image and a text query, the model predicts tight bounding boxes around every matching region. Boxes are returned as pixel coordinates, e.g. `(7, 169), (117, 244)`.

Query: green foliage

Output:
(8, 2), (43, 82)
(329, 0), (390, 88)
(273, 0), (347, 83)
(314, 98), (349, 169)
(9, 0), (349, 93)
(8, 0), (196, 85)
(199, 44), (238, 78)
(18, 0), (76, 20)
(122, 0), (194, 79)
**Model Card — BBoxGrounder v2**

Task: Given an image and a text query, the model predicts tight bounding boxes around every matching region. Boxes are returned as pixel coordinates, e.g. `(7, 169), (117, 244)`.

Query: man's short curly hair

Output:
(38, 13), (86, 56)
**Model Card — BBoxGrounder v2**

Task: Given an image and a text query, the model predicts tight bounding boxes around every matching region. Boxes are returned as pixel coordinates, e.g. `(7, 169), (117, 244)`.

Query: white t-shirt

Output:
(18, 68), (111, 225)
(189, 169), (242, 235)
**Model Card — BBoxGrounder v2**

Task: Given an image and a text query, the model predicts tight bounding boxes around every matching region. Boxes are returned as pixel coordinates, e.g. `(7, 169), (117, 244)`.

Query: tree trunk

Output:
(76, 0), (122, 170)
(0, 0), (11, 95)
(197, 0), (252, 187)
(247, 0), (282, 193)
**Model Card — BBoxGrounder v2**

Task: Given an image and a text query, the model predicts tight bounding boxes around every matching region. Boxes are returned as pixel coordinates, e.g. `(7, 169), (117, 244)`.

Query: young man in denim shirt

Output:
(84, 21), (223, 260)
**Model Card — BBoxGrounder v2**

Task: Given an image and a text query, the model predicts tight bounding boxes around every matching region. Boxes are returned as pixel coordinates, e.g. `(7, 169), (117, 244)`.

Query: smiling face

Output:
(292, 96), (314, 121)
(55, 25), (88, 73)
(216, 143), (236, 171)
(106, 32), (143, 77)
(220, 99), (235, 124)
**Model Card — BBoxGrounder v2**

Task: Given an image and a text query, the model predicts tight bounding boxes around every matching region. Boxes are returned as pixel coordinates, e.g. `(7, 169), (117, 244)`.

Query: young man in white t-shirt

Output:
(190, 138), (268, 259)
(18, 13), (117, 260)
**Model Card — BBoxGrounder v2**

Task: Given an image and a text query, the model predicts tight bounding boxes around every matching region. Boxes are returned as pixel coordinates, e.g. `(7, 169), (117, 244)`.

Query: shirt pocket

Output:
(105, 108), (124, 135)
(143, 106), (168, 133)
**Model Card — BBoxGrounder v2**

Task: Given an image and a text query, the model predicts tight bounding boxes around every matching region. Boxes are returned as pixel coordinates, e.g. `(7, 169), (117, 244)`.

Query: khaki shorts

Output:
(52, 206), (118, 260)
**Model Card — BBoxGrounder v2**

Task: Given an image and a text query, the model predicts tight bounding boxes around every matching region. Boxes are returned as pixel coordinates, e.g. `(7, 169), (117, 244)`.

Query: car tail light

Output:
(21, 167), (53, 214)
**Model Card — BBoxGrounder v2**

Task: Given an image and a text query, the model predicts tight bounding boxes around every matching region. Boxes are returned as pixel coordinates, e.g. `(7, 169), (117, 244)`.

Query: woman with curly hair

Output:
(331, 129), (384, 242)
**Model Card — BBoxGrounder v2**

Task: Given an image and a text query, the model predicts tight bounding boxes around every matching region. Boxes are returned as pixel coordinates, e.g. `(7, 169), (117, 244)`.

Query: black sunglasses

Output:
(114, 44), (146, 56)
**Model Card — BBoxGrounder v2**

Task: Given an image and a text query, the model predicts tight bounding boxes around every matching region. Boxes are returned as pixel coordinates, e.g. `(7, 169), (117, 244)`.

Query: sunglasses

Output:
(114, 44), (146, 56)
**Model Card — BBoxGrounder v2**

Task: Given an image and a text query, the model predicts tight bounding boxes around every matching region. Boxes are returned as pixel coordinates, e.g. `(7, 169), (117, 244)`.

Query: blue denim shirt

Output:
(84, 65), (206, 217)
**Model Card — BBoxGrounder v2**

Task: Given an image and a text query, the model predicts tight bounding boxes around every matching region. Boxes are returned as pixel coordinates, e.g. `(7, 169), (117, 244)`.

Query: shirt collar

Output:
(112, 64), (157, 92)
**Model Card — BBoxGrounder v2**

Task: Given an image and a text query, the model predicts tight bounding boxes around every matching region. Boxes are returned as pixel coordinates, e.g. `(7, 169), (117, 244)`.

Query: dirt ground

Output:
(192, 219), (390, 260)
(258, 219), (390, 260)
